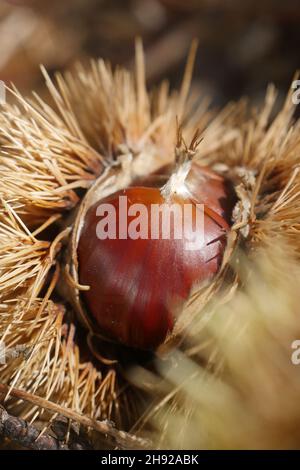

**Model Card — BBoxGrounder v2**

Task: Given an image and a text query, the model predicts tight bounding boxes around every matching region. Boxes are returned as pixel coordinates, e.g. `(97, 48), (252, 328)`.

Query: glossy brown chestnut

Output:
(78, 164), (234, 350)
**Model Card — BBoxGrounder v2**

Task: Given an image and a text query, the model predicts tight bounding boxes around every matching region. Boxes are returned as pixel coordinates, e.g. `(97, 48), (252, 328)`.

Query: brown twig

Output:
(0, 405), (91, 450)
(0, 383), (150, 450)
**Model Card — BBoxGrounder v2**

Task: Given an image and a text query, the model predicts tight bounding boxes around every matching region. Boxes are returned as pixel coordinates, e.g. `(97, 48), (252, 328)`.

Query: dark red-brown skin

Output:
(78, 164), (234, 350)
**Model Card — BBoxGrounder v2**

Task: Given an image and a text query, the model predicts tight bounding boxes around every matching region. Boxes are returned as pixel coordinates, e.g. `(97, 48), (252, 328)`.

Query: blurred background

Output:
(0, 0), (299, 108)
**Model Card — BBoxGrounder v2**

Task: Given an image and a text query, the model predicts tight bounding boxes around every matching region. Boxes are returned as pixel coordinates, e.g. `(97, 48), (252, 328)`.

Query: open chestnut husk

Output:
(65, 150), (236, 351)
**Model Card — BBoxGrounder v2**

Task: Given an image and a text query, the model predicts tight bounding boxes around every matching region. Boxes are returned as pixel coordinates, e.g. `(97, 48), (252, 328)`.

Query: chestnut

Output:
(77, 163), (235, 350)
